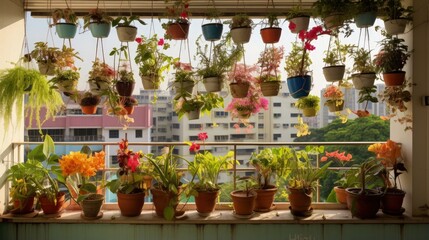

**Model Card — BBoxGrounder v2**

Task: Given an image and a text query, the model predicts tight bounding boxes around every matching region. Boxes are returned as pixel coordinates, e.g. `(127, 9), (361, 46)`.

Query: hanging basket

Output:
(116, 26), (138, 42)
(38, 62), (56, 76)
(352, 73), (376, 90)
(323, 65), (345, 82)
(166, 22), (190, 40)
(287, 75), (312, 99)
(260, 27), (282, 44)
(116, 81), (135, 97)
(384, 19), (408, 35)
(288, 16), (310, 34)
(141, 75), (160, 90)
(173, 81), (195, 94)
(203, 77), (222, 92)
(188, 109), (201, 120)
(57, 79), (78, 94)
(89, 80), (111, 95)
(302, 108), (317, 117)
(354, 11), (377, 28)
(326, 101), (344, 112)
(55, 23), (77, 39)
(230, 82), (250, 98)
(89, 22), (111, 38)
(230, 27), (252, 44)
(260, 81), (280, 97)
(81, 105), (98, 115)
(202, 23), (223, 41)
(323, 14), (345, 30)
(383, 71), (406, 86)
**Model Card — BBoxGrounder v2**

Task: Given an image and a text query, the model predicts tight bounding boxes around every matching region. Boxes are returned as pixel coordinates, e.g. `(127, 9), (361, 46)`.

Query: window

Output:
(273, 133), (281, 141)
(172, 123), (180, 129)
(282, 93), (290, 97)
(111, 156), (118, 166)
(273, 123), (281, 128)
(189, 124), (201, 130)
(291, 133), (297, 138)
(109, 130), (119, 138)
(258, 123), (264, 129)
(258, 112), (264, 119)
(290, 103), (295, 107)
(273, 102), (281, 107)
(158, 128), (167, 133)
(172, 135), (180, 141)
(189, 136), (199, 141)
(258, 133), (264, 139)
(283, 124), (289, 128)
(28, 129), (65, 142)
(214, 135), (228, 141)
(214, 111), (228, 118)
(274, 113), (281, 118)
(291, 113), (302, 118)
(135, 129), (142, 138)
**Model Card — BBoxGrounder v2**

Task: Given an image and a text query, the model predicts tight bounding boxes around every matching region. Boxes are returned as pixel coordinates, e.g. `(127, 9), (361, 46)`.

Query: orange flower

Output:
(59, 151), (105, 178)
(368, 140), (401, 167)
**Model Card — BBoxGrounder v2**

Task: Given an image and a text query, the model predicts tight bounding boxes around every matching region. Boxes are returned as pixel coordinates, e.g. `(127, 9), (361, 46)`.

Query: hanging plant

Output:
(257, 46), (284, 96)
(226, 13), (254, 45)
(112, 16), (146, 42)
(287, 1), (310, 34)
(201, 0), (223, 41)
(163, 0), (191, 40)
(353, 86), (378, 118)
(87, 58), (115, 95)
(322, 37), (353, 82)
(83, 8), (114, 38)
(349, 47), (377, 90)
(260, 13), (282, 44)
(52, 8), (78, 39)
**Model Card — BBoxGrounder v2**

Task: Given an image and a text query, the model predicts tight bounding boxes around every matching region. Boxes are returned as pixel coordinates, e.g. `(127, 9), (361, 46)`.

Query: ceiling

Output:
(24, 0), (317, 17)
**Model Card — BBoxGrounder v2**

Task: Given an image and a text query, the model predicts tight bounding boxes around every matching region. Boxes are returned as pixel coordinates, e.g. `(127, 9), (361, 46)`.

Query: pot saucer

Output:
(232, 211), (255, 219)
(289, 206), (313, 217)
(81, 211), (103, 220)
(382, 207), (405, 216)
(254, 204), (276, 213)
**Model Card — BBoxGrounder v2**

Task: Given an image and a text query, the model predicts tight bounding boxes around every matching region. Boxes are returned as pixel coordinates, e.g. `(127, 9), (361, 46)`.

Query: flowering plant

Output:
(105, 139), (147, 194)
(257, 46), (284, 82)
(174, 93), (224, 119)
(321, 150), (356, 189)
(368, 139), (407, 189)
(373, 35), (411, 74)
(134, 34), (174, 89)
(88, 58), (115, 92)
(59, 147), (105, 203)
(323, 85), (344, 106)
(164, 0), (190, 24)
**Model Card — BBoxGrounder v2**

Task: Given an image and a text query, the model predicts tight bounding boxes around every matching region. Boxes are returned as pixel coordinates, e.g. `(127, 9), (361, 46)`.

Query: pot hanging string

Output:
(148, 0), (155, 38)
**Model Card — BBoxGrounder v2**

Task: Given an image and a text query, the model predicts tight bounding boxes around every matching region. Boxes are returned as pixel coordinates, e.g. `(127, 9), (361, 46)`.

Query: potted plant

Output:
(373, 35), (411, 87)
(112, 15), (146, 42)
(121, 96), (138, 115)
(77, 91), (101, 115)
(87, 58), (115, 95)
(227, 63), (257, 98)
(379, 80), (411, 114)
(50, 69), (80, 95)
(354, 86), (378, 118)
(173, 62), (195, 96)
(287, 146), (332, 217)
(83, 8), (114, 38)
(260, 13), (282, 44)
(381, 0), (413, 35)
(249, 147), (292, 212)
(368, 139), (407, 215)
(135, 35), (174, 90)
(187, 132), (235, 216)
(226, 92), (269, 120)
(27, 42), (61, 76)
(322, 38), (352, 82)
(285, 25), (330, 99)
(345, 158), (384, 219)
(294, 95), (320, 117)
(163, 0), (191, 40)
(226, 13), (253, 45)
(349, 47), (377, 90)
(145, 146), (193, 220)
(115, 61), (135, 97)
(313, 0), (353, 30)
(195, 36), (242, 92)
(105, 138), (146, 217)
(353, 0), (383, 28)
(323, 85), (345, 112)
(201, 4), (223, 41)
(230, 177), (257, 217)
(257, 46), (284, 96)
(287, 1), (310, 34)
(52, 8), (78, 39)
(59, 146), (106, 218)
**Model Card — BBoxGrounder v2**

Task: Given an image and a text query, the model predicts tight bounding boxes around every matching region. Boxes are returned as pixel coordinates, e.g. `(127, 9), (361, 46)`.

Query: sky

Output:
(25, 14), (385, 98)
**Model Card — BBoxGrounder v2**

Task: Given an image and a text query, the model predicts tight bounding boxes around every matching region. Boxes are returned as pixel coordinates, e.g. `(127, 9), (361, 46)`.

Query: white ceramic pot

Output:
(230, 27), (252, 44)
(323, 65), (345, 82)
(289, 16), (310, 34)
(116, 26), (138, 42)
(384, 19), (408, 35)
(352, 73), (376, 90)
(203, 77), (222, 92)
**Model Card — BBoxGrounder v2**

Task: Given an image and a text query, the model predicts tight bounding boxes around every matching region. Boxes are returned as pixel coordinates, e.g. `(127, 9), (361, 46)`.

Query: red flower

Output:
(135, 37), (142, 44)
(184, 3), (189, 8)
(288, 21), (296, 31)
(180, 11), (188, 19)
(198, 132), (208, 141)
(157, 38), (164, 46)
(304, 42), (316, 51)
(127, 153), (140, 172)
(189, 142), (200, 153)
(119, 139), (128, 150)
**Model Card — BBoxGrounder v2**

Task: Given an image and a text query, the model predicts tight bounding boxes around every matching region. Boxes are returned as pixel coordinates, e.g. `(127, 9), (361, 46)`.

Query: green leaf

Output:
(27, 144), (45, 162)
(80, 183), (97, 193)
(164, 206), (175, 221)
(43, 134), (55, 158)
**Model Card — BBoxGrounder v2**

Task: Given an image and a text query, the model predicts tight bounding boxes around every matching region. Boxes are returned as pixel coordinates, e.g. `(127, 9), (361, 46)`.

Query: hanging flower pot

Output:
(38, 62), (56, 76)
(141, 75), (160, 90)
(302, 107), (317, 117)
(202, 23), (223, 41)
(323, 65), (345, 82)
(381, 188), (406, 215)
(230, 82), (249, 98)
(88, 80), (111, 95)
(326, 101), (344, 112)
(203, 77), (222, 92)
(352, 73), (376, 89)
(383, 71), (406, 86)
(116, 26), (138, 42)
(116, 81), (135, 97)
(288, 16), (310, 34)
(254, 186), (277, 212)
(355, 11), (377, 28)
(323, 14), (345, 29)
(237, 110), (251, 119)
(39, 192), (66, 215)
(55, 23), (78, 39)
(89, 22), (111, 38)
(230, 190), (256, 216)
(230, 27), (252, 44)
(287, 75), (311, 99)
(117, 191), (145, 217)
(195, 190), (219, 216)
(79, 92), (101, 115)
(166, 22), (190, 40)
(260, 81), (280, 96)
(81, 193), (104, 219)
(187, 108), (200, 120)
(260, 27), (282, 44)
(173, 80), (195, 95)
(384, 19), (408, 35)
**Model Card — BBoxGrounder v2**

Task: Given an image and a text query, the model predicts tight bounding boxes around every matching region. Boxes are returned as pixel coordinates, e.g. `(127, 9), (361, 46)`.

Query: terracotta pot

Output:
(141, 75), (160, 90)
(326, 101), (344, 112)
(334, 186), (347, 205)
(124, 106), (134, 115)
(260, 81), (280, 97)
(39, 192), (66, 215)
(352, 73), (376, 90)
(260, 27), (282, 44)
(117, 191), (145, 217)
(288, 16), (310, 34)
(384, 19), (408, 35)
(166, 22), (190, 40)
(230, 82), (249, 98)
(116, 26), (138, 42)
(346, 188), (382, 219)
(383, 71), (406, 87)
(323, 65), (345, 82)
(323, 14), (345, 29)
(150, 188), (180, 218)
(116, 81), (135, 97)
(81, 105), (98, 115)
(254, 186), (277, 212)
(203, 77), (222, 92)
(381, 188), (405, 215)
(13, 196), (35, 214)
(287, 187), (312, 215)
(230, 190), (256, 216)
(195, 190), (220, 215)
(230, 27), (252, 44)
(187, 109), (200, 120)
(302, 108), (317, 117)
(81, 193), (104, 218)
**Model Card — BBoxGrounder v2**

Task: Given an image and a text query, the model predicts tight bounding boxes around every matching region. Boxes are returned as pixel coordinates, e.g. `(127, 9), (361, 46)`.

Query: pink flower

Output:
(288, 21), (296, 31)
(322, 151), (352, 163)
(157, 38), (164, 46)
(127, 154), (140, 172)
(198, 132), (208, 141)
(189, 142), (200, 153)
(135, 37), (142, 44)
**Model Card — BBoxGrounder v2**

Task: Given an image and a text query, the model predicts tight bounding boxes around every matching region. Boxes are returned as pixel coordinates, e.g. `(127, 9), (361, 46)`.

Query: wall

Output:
(0, 0), (24, 214)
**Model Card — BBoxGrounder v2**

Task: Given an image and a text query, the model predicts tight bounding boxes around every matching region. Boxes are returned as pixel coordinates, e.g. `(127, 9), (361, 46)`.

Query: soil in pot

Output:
(346, 188), (382, 219)
(195, 189), (220, 216)
(39, 192), (66, 215)
(117, 190), (145, 217)
(230, 190), (257, 216)
(254, 186), (277, 212)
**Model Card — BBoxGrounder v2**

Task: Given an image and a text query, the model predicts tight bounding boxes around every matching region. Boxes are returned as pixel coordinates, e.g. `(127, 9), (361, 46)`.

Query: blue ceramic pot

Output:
(287, 75), (312, 99)
(355, 12), (377, 28)
(202, 23), (223, 41)
(89, 22), (111, 38)
(56, 23), (77, 39)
